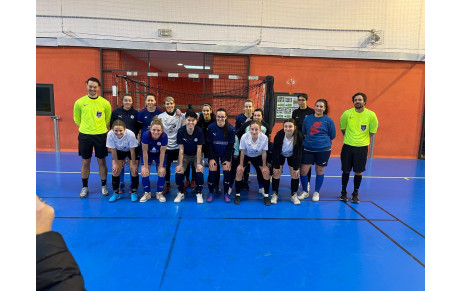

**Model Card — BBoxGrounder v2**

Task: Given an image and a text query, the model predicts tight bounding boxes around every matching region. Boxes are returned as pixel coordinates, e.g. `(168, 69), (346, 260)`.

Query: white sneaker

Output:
(101, 185), (109, 196)
(258, 188), (265, 195)
(298, 191), (309, 200)
(271, 192), (278, 204)
(196, 193), (204, 204)
(80, 187), (88, 198)
(174, 192), (185, 203)
(291, 195), (301, 205)
(156, 192), (166, 202)
(312, 192), (320, 202)
(140, 192), (151, 202)
(227, 187), (232, 195)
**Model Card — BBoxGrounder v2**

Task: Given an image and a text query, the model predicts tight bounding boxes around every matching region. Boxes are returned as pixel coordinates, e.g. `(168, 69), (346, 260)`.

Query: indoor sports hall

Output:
(35, 1), (426, 290)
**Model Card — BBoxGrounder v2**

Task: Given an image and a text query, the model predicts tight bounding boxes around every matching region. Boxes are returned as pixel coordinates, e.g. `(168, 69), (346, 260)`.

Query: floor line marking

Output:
(36, 170), (425, 179)
(158, 217), (181, 291)
(345, 202), (425, 268)
(54, 216), (397, 221)
(369, 201), (425, 238)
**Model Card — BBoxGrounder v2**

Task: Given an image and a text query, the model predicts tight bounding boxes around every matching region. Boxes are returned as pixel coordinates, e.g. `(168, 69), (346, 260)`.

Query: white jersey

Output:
(281, 135), (294, 157)
(158, 112), (185, 150)
(106, 128), (138, 151)
(239, 132), (268, 157)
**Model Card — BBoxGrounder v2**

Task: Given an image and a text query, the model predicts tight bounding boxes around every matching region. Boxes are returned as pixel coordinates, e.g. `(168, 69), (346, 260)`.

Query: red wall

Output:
(36, 47), (425, 158)
(36, 46), (100, 151)
(250, 56), (425, 158)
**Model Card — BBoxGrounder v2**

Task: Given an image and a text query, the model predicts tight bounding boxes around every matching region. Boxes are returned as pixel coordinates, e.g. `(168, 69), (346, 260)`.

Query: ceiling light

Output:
(184, 65), (211, 70)
(177, 63), (183, 66)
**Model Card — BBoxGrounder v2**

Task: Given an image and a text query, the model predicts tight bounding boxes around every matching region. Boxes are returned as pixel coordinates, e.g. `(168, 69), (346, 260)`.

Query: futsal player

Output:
(300, 99), (336, 202)
(234, 120), (271, 206)
(173, 109), (205, 204)
(205, 108), (235, 203)
(109, 94), (140, 195)
(139, 117), (168, 203)
(291, 93), (315, 200)
(106, 120), (139, 202)
(270, 118), (304, 205)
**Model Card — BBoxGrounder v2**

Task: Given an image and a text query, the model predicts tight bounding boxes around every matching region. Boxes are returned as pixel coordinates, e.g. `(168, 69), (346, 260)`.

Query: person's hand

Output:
(196, 164), (204, 173)
(176, 108), (182, 116)
(36, 195), (55, 235)
(175, 164), (183, 173)
(273, 168), (281, 176)
(292, 169), (300, 179)
(158, 166), (166, 177)
(237, 165), (244, 175)
(262, 166), (270, 176)
(209, 159), (217, 168)
(112, 160), (119, 173)
(141, 165), (150, 177)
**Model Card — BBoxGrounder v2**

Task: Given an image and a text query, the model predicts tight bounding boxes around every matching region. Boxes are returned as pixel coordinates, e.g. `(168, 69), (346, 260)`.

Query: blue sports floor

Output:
(36, 151), (425, 291)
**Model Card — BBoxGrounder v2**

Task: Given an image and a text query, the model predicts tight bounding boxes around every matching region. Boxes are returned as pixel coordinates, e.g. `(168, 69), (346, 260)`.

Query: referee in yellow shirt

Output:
(73, 77), (112, 198)
(339, 93), (378, 203)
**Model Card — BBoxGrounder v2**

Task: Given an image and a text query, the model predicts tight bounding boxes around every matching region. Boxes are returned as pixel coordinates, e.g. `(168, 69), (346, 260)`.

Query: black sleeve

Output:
(292, 131), (304, 170)
(36, 231), (86, 291)
(236, 122), (247, 140)
(206, 128), (215, 161)
(272, 132), (281, 169)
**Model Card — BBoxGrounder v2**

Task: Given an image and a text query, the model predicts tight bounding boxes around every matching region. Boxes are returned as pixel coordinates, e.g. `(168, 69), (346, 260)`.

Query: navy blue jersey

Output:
(137, 108), (163, 135)
(110, 107), (140, 136)
(177, 125), (204, 156)
(206, 122), (235, 161)
(235, 113), (250, 131)
(141, 131), (168, 155)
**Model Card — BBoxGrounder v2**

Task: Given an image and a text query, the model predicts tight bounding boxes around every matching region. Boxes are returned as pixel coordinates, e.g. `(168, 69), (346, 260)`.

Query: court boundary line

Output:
(36, 170), (425, 180)
(369, 201), (425, 238)
(159, 217), (181, 291)
(344, 202), (425, 268)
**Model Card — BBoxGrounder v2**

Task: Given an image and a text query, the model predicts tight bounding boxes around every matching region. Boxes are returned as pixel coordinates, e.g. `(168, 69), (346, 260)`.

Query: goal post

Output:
(107, 71), (275, 126)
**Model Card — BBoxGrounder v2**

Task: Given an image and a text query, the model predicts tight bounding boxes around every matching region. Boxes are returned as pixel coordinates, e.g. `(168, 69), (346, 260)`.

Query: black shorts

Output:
(116, 146), (140, 161)
(166, 149), (179, 165)
(301, 149), (331, 167)
(78, 132), (108, 159)
(275, 155), (297, 170)
(340, 144), (368, 173)
(243, 155), (263, 168)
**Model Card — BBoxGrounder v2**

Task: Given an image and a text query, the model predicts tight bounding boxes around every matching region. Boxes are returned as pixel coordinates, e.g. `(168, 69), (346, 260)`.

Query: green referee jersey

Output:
(73, 95), (112, 134)
(340, 108), (378, 147)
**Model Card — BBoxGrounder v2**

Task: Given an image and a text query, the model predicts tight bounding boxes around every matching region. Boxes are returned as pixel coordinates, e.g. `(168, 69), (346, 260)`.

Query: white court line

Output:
(36, 170), (425, 179)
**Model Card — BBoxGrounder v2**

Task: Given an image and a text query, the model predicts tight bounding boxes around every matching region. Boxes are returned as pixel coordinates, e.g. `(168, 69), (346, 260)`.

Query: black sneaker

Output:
(340, 191), (348, 202)
(263, 197), (271, 206)
(234, 195), (241, 205)
(351, 191), (360, 203)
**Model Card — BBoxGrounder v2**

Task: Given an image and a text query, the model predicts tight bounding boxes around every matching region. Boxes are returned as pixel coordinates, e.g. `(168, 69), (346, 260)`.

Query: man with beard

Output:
(339, 92), (379, 203)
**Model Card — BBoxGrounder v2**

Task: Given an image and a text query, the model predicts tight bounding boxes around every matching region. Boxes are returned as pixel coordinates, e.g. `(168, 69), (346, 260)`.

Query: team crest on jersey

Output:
(96, 111), (102, 118)
(130, 115), (134, 119)
(194, 138), (198, 142)
(157, 142), (161, 145)
(361, 125), (367, 131)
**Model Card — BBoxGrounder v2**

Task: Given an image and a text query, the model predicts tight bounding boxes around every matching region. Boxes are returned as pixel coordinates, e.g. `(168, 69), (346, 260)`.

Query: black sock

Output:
(353, 175), (362, 193)
(101, 179), (107, 186)
(307, 168), (312, 183)
(341, 172), (350, 192)
(272, 178), (280, 193)
(291, 178), (299, 193)
(112, 176), (120, 193)
(131, 175), (139, 191)
(82, 178), (88, 188)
